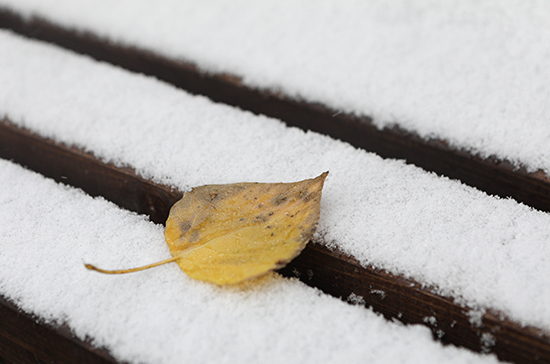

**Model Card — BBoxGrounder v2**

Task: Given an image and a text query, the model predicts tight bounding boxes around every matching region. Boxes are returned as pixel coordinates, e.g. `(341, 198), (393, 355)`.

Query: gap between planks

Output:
(0, 8), (549, 213)
(1, 119), (549, 364)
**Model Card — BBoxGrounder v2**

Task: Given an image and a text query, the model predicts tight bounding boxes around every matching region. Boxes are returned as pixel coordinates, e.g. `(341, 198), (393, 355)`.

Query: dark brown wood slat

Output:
(0, 296), (116, 364)
(2, 120), (550, 363)
(1, 8), (549, 213)
(0, 120), (179, 225)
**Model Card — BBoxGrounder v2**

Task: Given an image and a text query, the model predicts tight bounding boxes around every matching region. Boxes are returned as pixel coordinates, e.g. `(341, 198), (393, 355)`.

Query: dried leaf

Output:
(165, 172), (327, 284)
(86, 172), (328, 285)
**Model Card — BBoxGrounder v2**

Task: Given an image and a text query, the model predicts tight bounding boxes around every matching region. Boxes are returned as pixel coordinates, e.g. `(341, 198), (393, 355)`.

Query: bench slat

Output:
(0, 296), (115, 364)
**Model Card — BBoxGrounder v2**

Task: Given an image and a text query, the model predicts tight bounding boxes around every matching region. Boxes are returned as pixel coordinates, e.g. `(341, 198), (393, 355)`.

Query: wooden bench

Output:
(1, 8), (549, 364)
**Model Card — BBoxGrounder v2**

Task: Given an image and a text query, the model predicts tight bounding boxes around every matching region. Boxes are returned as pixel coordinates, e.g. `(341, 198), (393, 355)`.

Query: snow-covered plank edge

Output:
(0, 119), (178, 225)
(0, 296), (115, 364)
(1, 8), (549, 213)
(2, 119), (548, 364)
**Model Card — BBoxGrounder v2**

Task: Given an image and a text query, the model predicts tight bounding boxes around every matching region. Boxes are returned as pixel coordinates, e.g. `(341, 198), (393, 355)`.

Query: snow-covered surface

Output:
(1, 0), (550, 174)
(0, 160), (503, 364)
(1, 27), (550, 343)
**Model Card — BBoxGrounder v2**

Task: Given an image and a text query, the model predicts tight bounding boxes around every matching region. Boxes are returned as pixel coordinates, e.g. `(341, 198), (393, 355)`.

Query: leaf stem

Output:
(84, 244), (205, 274)
(84, 255), (182, 274)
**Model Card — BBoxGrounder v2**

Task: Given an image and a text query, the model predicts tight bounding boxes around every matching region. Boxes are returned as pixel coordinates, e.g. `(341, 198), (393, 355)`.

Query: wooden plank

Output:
(2, 119), (550, 363)
(1, 8), (549, 213)
(0, 120), (179, 225)
(0, 296), (115, 364)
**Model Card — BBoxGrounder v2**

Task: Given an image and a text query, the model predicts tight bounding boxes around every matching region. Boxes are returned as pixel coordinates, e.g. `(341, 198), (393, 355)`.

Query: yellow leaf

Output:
(86, 172), (328, 285)
(165, 172), (328, 285)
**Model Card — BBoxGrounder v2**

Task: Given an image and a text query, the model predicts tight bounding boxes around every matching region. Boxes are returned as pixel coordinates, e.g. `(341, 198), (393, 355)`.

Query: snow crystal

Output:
(481, 333), (497, 354)
(347, 293), (366, 306)
(423, 316), (438, 327)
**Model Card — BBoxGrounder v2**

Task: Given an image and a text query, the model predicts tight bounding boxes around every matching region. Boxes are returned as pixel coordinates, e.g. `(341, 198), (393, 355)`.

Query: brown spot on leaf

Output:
(303, 192), (316, 203)
(180, 221), (192, 233)
(273, 196), (288, 205)
(255, 215), (268, 223)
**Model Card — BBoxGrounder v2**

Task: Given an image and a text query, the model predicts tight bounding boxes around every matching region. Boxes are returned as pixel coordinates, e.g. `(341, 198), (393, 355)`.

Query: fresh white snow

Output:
(1, 30), (550, 337)
(1, 0), (549, 174)
(0, 159), (500, 364)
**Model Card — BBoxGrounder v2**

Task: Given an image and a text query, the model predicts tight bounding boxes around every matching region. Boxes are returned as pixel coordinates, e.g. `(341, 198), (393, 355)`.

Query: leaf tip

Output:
(313, 171), (329, 187)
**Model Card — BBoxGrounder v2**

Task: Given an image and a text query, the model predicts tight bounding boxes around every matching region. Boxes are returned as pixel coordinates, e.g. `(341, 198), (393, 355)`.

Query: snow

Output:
(1, 27), (550, 357)
(0, 159), (499, 364)
(1, 0), (550, 174)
